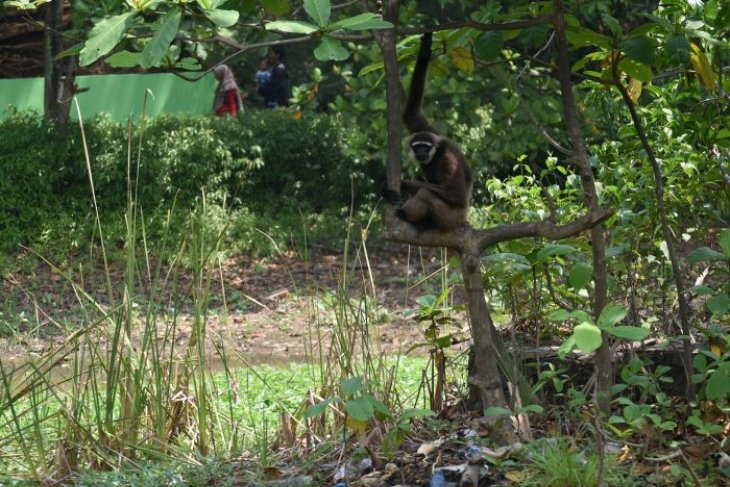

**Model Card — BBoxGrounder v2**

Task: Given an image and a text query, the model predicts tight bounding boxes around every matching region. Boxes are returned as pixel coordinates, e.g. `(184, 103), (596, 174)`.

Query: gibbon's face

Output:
(409, 133), (438, 164)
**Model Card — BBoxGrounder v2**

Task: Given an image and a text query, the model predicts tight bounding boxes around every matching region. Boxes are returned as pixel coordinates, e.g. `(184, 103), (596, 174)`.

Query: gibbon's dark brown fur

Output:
(384, 32), (473, 231)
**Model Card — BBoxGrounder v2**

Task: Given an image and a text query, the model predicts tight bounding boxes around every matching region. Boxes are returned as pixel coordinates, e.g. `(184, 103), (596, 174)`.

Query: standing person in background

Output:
(258, 46), (290, 108)
(254, 57), (272, 88)
(212, 64), (241, 116)
(242, 57), (272, 103)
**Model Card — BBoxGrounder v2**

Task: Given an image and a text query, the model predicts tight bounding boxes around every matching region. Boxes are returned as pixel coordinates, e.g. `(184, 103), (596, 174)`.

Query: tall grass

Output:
(0, 102), (440, 484)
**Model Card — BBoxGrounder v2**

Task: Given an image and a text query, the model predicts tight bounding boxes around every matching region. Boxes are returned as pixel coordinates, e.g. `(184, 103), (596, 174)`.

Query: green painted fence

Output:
(0, 72), (217, 121)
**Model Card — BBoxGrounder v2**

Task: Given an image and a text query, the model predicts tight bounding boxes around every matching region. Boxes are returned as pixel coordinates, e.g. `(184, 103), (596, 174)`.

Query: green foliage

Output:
(0, 110), (382, 262)
(522, 438), (626, 487)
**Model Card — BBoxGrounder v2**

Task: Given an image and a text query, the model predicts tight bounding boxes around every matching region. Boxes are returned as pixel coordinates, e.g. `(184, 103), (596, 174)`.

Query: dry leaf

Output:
(504, 470), (528, 482)
(689, 43), (715, 91)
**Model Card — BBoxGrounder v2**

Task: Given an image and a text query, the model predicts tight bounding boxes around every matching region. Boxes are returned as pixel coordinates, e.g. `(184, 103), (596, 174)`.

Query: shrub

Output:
(0, 110), (384, 259)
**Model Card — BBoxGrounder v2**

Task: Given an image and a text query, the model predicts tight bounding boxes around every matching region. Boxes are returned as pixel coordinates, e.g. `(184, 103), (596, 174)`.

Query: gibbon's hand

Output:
(380, 181), (402, 206)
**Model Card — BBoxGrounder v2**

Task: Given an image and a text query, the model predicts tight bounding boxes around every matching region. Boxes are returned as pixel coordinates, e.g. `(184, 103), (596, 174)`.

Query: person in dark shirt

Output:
(258, 46), (291, 108)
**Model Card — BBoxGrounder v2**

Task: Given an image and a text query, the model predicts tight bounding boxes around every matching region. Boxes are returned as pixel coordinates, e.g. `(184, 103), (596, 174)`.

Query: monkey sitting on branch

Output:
(383, 32), (473, 232)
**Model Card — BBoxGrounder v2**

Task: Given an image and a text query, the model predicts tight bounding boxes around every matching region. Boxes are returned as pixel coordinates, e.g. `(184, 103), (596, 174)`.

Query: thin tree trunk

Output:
(380, 0), (402, 193)
(44, 0), (75, 126)
(616, 82), (696, 400)
(552, 0), (612, 414)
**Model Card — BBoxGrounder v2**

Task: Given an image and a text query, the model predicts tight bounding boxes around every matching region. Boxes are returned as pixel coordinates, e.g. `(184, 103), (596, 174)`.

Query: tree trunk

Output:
(552, 0), (613, 414)
(44, 0), (75, 125)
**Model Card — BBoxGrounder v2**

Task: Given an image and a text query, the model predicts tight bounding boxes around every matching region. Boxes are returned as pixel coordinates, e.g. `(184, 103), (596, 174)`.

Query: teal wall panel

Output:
(0, 73), (217, 121)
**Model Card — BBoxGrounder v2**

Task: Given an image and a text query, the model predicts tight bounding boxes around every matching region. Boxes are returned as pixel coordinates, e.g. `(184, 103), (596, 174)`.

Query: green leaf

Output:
(534, 244), (577, 263)
(605, 326), (651, 341)
(687, 246), (725, 264)
(314, 36), (349, 61)
(474, 31), (503, 60)
(175, 57), (201, 70)
(601, 14), (622, 38)
(358, 61), (384, 76)
(261, 0), (290, 15)
(666, 36), (691, 64)
(558, 335), (577, 357)
(205, 8), (239, 28)
(326, 13), (392, 31)
(597, 304), (628, 329)
(106, 50), (141, 68)
(141, 8), (181, 68)
(620, 35), (655, 65)
(400, 408), (435, 420)
(265, 20), (318, 34)
(366, 395), (394, 420)
(569, 261), (593, 290)
(706, 293), (730, 316)
(618, 57), (653, 82)
(719, 229), (730, 258)
(516, 404), (544, 415)
(345, 396), (374, 421)
(304, 0), (329, 26)
(706, 362), (730, 401)
(565, 26), (612, 49)
(573, 322), (603, 354)
(80, 11), (137, 67)
(303, 398), (330, 418)
(55, 43), (84, 60)
(341, 376), (363, 397)
(483, 406), (511, 417)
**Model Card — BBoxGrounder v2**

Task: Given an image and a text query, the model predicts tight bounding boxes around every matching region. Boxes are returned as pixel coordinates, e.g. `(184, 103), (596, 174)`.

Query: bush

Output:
(0, 110), (384, 259)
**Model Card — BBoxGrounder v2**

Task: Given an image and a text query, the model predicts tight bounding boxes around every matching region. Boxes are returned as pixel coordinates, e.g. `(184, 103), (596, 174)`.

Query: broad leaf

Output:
(690, 43), (715, 91)
(450, 46), (474, 74)
(605, 326), (651, 341)
(597, 304), (628, 329)
(573, 322), (603, 354)
(569, 261), (593, 290)
(304, 0), (329, 26)
(534, 244), (577, 263)
(303, 398), (330, 418)
(106, 50), (141, 68)
(261, 0), (290, 15)
(341, 376), (363, 397)
(719, 229), (730, 258)
(620, 35), (655, 65)
(204, 8), (239, 28)
(366, 395), (394, 420)
(618, 57), (653, 82)
(80, 11), (137, 66)
(474, 31), (503, 60)
(266, 20), (318, 34)
(706, 293), (730, 316)
(706, 362), (730, 401)
(601, 14), (622, 38)
(141, 8), (181, 68)
(175, 57), (201, 70)
(565, 26), (612, 49)
(687, 246), (724, 264)
(558, 334), (577, 357)
(345, 397), (374, 421)
(666, 36), (691, 64)
(483, 406), (511, 417)
(314, 37), (349, 61)
(326, 13), (392, 31)
(358, 61), (384, 76)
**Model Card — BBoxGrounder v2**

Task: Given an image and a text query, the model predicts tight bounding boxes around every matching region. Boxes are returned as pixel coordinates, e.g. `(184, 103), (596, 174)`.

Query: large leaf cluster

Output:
(0, 110), (381, 255)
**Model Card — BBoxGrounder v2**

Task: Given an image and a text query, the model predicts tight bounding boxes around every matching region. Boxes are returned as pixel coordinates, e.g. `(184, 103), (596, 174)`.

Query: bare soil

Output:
(1, 244), (470, 364)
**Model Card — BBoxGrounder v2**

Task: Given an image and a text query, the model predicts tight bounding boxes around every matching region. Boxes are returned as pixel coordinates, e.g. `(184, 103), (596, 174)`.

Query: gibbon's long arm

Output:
(403, 32), (438, 135)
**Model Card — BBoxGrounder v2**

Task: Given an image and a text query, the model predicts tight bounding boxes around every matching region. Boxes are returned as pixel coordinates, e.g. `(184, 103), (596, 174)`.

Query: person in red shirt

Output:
(212, 64), (240, 116)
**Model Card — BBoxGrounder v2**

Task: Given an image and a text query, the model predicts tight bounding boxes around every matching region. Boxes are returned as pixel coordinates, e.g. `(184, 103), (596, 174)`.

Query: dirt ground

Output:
(1, 244), (471, 364)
